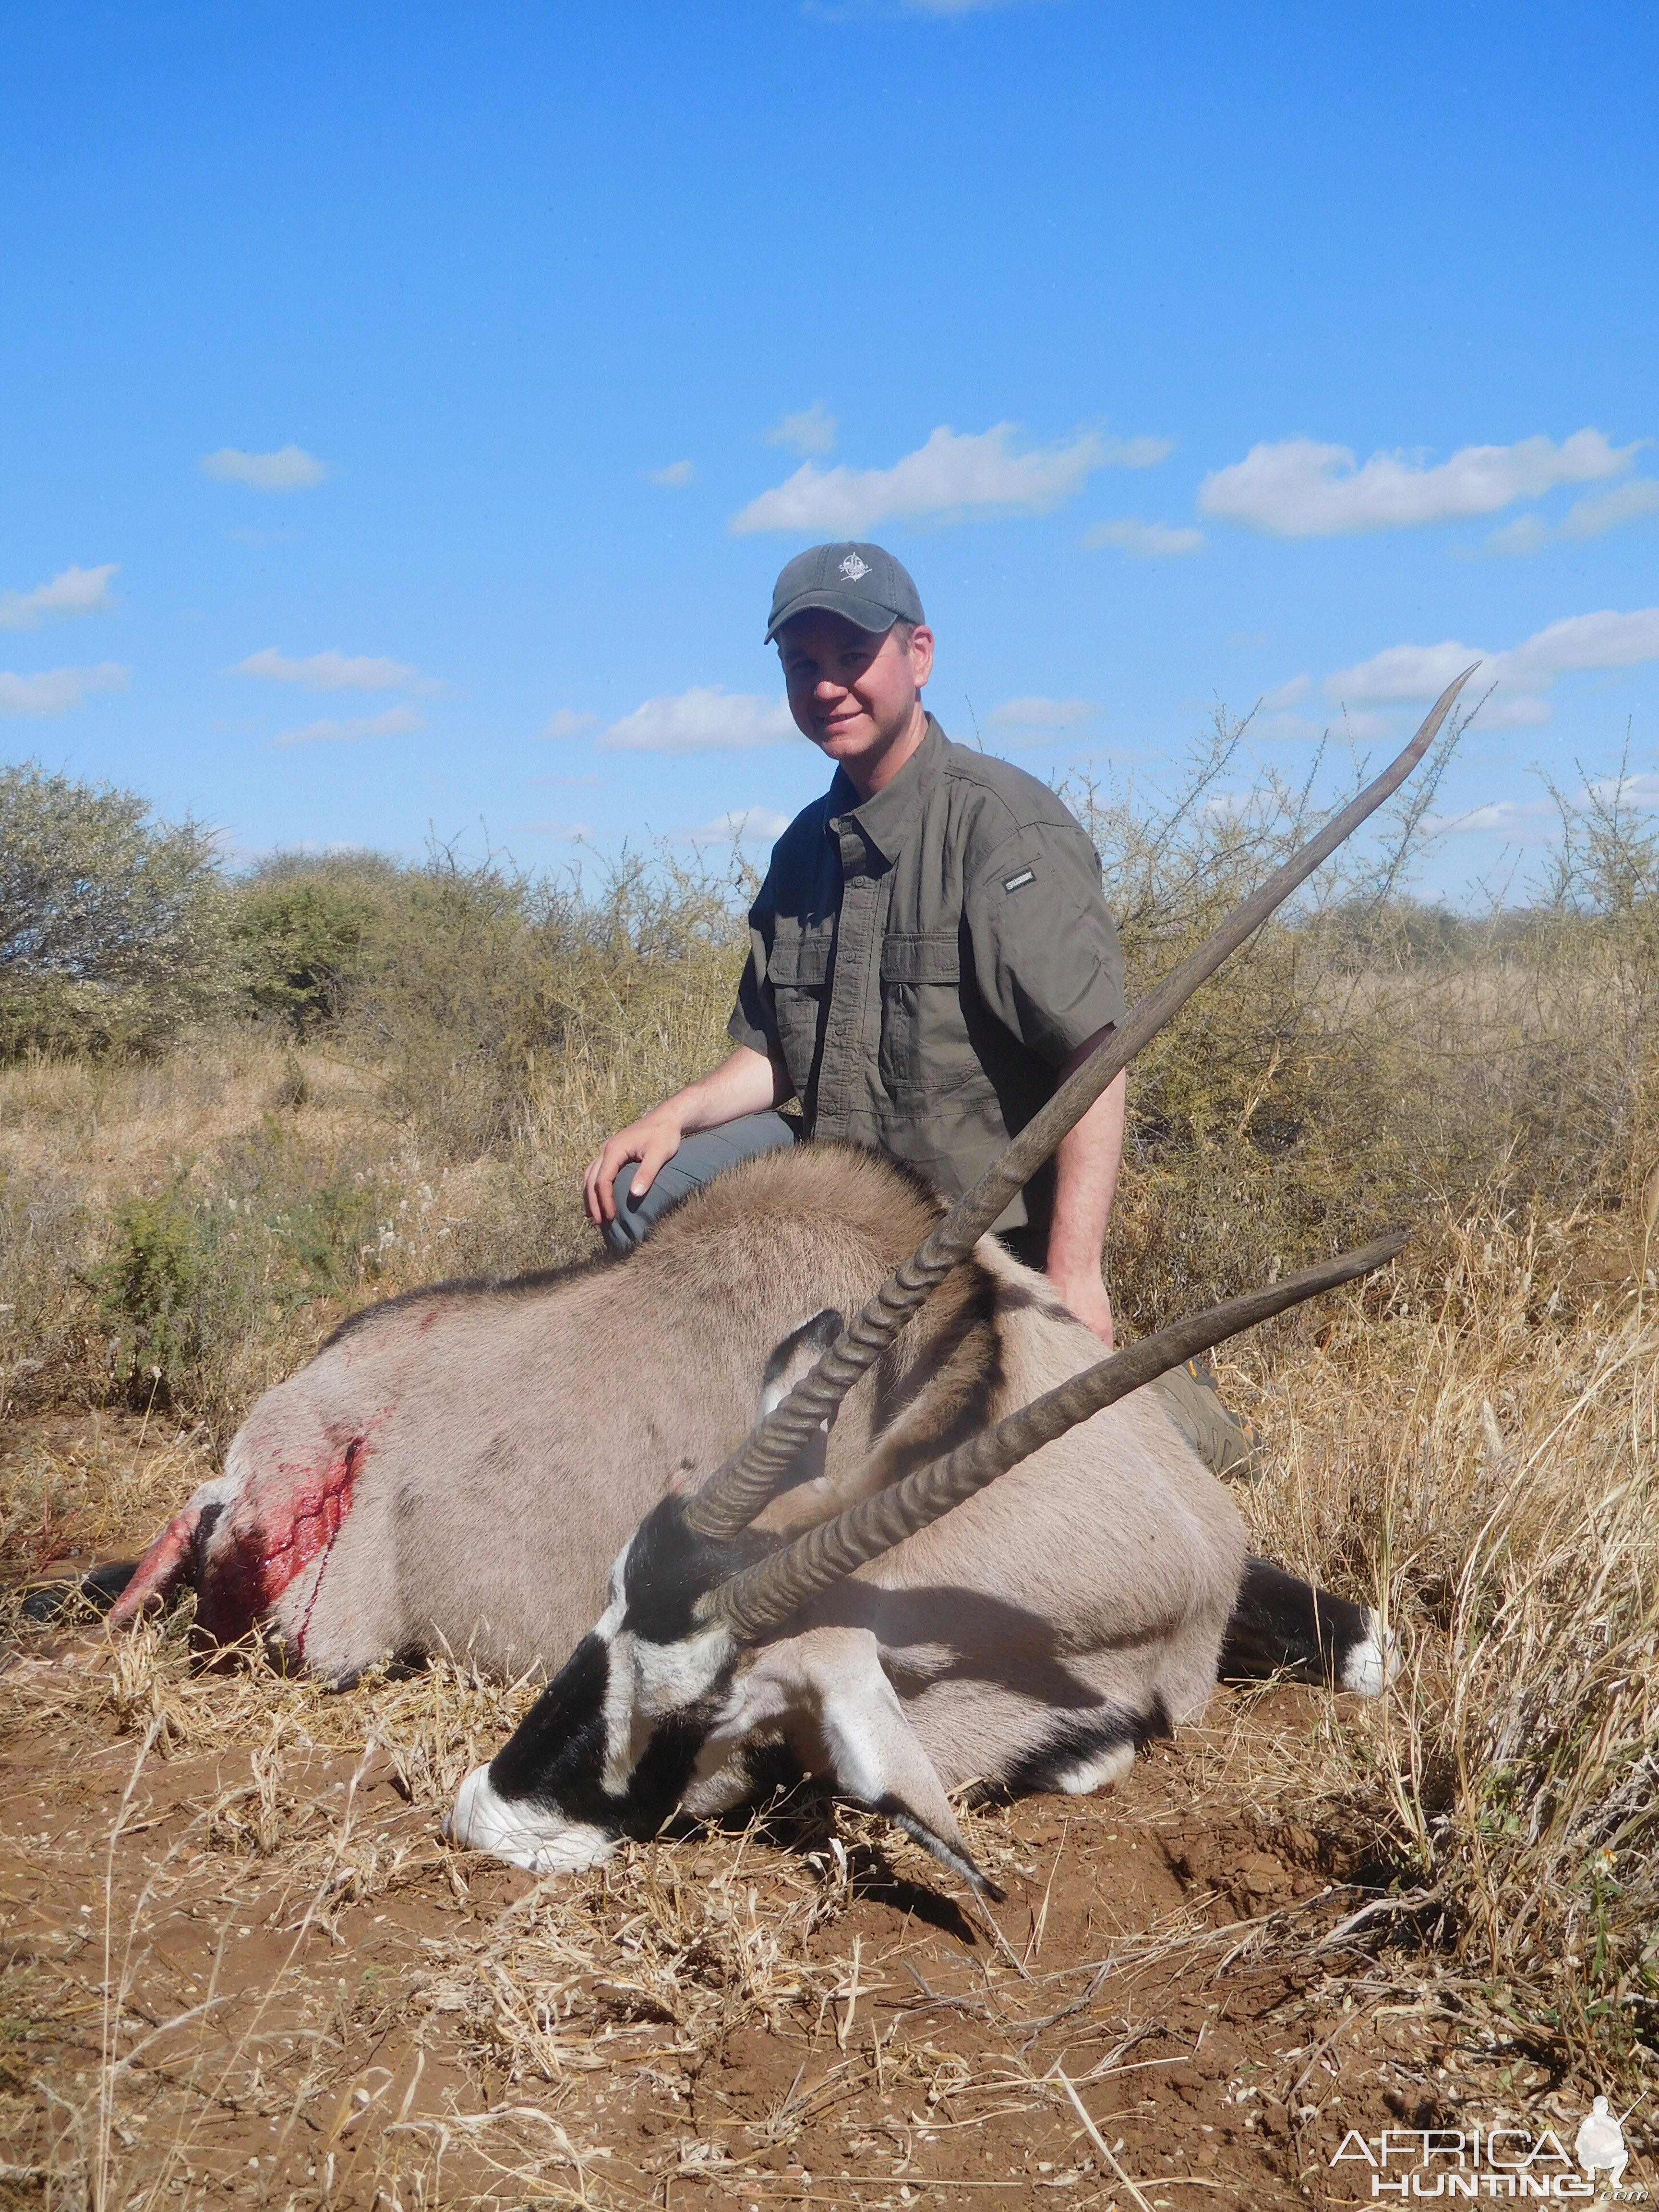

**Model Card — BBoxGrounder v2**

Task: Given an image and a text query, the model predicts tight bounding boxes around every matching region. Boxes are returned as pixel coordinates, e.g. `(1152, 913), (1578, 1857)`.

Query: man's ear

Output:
(707, 1626), (1003, 1901)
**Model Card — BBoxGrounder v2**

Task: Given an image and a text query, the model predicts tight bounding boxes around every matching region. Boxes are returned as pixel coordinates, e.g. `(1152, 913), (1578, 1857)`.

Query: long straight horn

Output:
(683, 666), (1476, 1545)
(702, 1230), (1407, 1639)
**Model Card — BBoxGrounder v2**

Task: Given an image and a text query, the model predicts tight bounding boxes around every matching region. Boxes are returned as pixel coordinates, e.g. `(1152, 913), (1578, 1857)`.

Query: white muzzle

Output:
(444, 1764), (617, 1875)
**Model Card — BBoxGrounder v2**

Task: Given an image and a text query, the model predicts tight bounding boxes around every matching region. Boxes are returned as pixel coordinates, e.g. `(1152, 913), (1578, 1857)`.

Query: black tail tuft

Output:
(20, 1561), (138, 1625)
(1220, 1555), (1390, 1696)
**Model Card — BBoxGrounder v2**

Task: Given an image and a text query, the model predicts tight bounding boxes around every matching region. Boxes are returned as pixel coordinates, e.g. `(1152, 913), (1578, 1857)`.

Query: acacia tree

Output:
(0, 761), (228, 1055)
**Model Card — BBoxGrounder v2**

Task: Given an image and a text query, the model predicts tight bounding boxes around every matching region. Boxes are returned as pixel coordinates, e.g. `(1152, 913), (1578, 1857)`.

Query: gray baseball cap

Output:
(764, 541), (925, 643)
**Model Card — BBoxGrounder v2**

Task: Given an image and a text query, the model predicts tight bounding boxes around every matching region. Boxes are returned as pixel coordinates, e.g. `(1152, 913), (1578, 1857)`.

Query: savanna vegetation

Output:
(2, 730), (1657, 2208)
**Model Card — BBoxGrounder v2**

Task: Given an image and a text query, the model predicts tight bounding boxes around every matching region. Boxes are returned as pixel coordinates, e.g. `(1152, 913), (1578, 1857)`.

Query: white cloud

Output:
(646, 459), (697, 487)
(0, 564), (120, 632)
(1325, 606), (1659, 726)
(200, 445), (329, 492)
(238, 646), (425, 691)
(1082, 517), (1204, 557)
(987, 696), (1093, 729)
(1430, 773), (1659, 839)
(1585, 772), (1659, 807)
(1563, 478), (1659, 539)
(1484, 478), (1659, 554)
(1326, 640), (1481, 703)
(732, 422), (1171, 535)
(1483, 514), (1551, 557)
(1503, 608), (1659, 688)
(1201, 429), (1636, 537)
(0, 661), (128, 715)
(273, 705), (423, 747)
(541, 707), (599, 738)
(767, 401), (837, 457)
(599, 686), (796, 754)
(1478, 695), (1554, 730)
(1424, 797), (1554, 836)
(1261, 674), (1310, 710)
(681, 806), (793, 845)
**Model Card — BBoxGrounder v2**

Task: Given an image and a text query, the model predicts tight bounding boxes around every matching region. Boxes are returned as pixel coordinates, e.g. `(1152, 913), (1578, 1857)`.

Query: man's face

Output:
(777, 610), (934, 788)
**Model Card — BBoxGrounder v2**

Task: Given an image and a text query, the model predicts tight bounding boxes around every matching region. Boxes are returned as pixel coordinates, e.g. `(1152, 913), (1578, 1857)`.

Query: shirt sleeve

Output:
(727, 870), (782, 1061)
(963, 813), (1128, 1065)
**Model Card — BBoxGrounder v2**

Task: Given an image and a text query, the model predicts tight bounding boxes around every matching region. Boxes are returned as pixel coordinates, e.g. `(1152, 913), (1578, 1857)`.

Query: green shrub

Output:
(0, 761), (228, 1058)
(2, 842), (750, 1434)
(98, 1180), (207, 1403)
(95, 1125), (393, 1417)
(329, 843), (750, 1154)
(230, 868), (388, 1027)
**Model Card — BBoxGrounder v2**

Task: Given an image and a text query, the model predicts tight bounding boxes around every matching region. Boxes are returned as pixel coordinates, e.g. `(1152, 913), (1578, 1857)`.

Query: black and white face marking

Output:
(445, 1495), (769, 1874)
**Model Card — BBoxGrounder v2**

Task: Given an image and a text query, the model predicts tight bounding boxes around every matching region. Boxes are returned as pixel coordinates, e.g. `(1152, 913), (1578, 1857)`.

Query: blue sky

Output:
(3, 0), (1657, 901)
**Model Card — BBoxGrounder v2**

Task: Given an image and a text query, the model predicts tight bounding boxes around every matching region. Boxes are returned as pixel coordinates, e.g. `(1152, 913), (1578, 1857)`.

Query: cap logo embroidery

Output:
(839, 553), (871, 582)
(1002, 868), (1036, 893)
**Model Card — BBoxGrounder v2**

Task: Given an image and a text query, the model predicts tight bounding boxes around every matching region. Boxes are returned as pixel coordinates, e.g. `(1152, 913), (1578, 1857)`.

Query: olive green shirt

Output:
(728, 718), (1127, 1237)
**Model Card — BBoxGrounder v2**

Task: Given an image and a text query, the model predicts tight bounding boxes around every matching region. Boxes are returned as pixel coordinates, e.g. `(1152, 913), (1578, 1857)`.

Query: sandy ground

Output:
(0, 1418), (1641, 2212)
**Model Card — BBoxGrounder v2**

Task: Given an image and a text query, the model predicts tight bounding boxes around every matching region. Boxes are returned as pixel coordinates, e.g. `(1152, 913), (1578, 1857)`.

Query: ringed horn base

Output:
(702, 1230), (1408, 1640)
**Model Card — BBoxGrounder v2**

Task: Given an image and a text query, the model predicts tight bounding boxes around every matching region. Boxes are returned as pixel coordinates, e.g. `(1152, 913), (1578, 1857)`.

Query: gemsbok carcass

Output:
(105, 670), (1474, 1897)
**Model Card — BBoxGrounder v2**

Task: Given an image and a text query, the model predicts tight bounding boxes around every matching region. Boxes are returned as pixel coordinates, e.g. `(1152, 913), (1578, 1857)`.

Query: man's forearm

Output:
(1043, 1030), (1126, 1344)
(672, 1044), (793, 1132)
(1047, 1069), (1125, 1275)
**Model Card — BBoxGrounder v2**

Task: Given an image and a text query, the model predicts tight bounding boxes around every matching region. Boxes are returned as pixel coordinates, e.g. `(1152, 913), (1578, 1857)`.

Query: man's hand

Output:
(1048, 1267), (1115, 1348)
(583, 1045), (788, 1230)
(584, 1104), (688, 1227)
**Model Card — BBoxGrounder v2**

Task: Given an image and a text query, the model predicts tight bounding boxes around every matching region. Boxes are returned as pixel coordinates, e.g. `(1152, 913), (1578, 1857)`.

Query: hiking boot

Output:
(1148, 1357), (1267, 1483)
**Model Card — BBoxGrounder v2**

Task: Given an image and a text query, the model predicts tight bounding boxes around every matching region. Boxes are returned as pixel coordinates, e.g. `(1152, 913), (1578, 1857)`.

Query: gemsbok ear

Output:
(705, 1625), (1004, 1900)
(754, 1310), (844, 1509)
(759, 1309), (845, 1419)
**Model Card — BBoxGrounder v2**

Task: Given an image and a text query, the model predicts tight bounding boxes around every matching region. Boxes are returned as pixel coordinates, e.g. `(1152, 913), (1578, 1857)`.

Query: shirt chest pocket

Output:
(767, 921), (835, 1086)
(878, 933), (981, 1100)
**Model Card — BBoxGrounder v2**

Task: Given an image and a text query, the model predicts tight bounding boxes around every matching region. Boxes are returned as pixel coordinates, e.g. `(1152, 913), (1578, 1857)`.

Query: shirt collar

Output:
(826, 715), (945, 866)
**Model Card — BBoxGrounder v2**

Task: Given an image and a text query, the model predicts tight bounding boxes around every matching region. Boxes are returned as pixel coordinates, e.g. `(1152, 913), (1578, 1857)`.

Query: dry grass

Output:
(1225, 1205), (1659, 2056)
